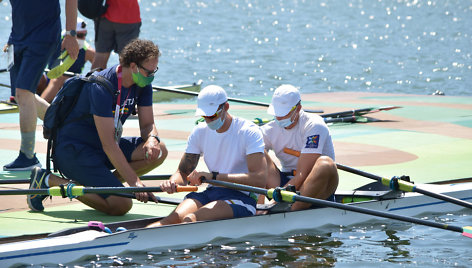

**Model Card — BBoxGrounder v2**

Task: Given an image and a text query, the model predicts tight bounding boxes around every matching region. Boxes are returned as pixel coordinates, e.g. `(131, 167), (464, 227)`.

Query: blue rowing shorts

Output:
(185, 186), (257, 217)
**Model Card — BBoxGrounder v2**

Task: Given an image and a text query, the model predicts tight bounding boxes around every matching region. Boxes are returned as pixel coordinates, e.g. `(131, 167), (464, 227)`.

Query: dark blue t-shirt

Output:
(56, 65), (153, 150)
(9, 0), (61, 45)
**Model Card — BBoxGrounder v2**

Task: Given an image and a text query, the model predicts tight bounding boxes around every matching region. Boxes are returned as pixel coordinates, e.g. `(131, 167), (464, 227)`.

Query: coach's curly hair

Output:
(119, 39), (161, 67)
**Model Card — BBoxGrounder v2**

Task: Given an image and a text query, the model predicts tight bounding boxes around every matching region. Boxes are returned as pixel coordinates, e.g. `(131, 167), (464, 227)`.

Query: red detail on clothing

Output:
(104, 0), (141, 24)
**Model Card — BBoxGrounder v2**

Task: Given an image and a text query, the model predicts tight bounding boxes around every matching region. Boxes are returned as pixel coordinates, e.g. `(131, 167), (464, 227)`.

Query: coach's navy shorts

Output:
(54, 136), (144, 198)
(185, 186), (257, 218)
(10, 41), (60, 96)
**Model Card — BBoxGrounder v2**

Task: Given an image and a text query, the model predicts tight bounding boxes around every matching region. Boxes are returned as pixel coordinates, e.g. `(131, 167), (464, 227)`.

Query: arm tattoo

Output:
(178, 153), (199, 177)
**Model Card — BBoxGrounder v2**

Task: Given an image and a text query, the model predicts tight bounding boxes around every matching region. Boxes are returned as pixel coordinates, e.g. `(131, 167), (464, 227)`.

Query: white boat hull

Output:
(1, 182), (471, 266)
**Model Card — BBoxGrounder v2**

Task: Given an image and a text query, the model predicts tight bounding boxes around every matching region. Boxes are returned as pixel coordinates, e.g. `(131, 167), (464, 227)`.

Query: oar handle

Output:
(176, 186), (198, 192)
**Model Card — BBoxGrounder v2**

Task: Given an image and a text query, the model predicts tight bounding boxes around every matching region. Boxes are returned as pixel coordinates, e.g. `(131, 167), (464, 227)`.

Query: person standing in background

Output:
(38, 17), (96, 103)
(3, 0), (78, 171)
(91, 0), (141, 70)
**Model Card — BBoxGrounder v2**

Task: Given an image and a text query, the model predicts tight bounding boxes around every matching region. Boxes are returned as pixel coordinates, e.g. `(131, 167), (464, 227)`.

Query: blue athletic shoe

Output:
(3, 151), (41, 171)
(27, 167), (50, 212)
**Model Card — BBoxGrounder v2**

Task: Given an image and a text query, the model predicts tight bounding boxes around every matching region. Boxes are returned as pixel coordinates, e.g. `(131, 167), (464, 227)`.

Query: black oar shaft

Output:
(337, 163), (472, 210)
(0, 189), (48, 195)
(321, 106), (401, 118)
(321, 108), (372, 118)
(153, 86), (323, 113)
(336, 163), (381, 181)
(0, 186), (164, 196)
(139, 174), (171, 181)
(203, 179), (465, 234)
(0, 179), (29, 184)
(0, 174), (171, 185)
(114, 192), (183, 205)
(414, 187), (472, 210)
(293, 194), (464, 233)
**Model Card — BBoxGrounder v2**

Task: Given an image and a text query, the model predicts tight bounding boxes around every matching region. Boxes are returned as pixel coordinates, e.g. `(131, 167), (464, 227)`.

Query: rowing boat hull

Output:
(1, 182), (471, 266)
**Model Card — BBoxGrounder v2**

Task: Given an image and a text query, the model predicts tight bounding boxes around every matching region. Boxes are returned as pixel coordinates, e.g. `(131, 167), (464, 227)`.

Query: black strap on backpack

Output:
(46, 74), (118, 173)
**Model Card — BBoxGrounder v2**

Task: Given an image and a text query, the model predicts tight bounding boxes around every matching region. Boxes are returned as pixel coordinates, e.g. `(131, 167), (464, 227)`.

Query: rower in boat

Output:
(147, 85), (267, 227)
(28, 39), (167, 215)
(260, 84), (339, 211)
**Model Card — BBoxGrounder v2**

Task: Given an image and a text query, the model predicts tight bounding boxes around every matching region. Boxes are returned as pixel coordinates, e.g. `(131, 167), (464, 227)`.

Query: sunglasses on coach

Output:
(138, 65), (159, 77)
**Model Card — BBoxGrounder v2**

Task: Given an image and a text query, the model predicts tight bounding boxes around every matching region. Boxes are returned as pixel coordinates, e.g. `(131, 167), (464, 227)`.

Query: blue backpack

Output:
(43, 74), (117, 172)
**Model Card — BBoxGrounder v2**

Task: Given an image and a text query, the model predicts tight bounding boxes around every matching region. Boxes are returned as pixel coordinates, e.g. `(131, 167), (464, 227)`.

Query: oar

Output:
(113, 192), (184, 206)
(0, 179), (29, 184)
(42, 68), (290, 111)
(282, 148), (472, 210)
(336, 163), (472, 210)
(251, 115), (369, 126)
(0, 185), (197, 196)
(0, 174), (172, 185)
(152, 85), (323, 113)
(201, 178), (472, 238)
(321, 106), (402, 118)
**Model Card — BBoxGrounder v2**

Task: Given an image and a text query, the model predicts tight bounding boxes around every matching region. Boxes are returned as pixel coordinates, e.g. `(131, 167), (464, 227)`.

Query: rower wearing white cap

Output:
(147, 85), (267, 227)
(260, 84), (339, 211)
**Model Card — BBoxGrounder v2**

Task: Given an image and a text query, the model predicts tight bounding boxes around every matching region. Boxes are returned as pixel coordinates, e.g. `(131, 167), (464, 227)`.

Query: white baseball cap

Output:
(195, 85), (228, 116)
(267, 84), (301, 117)
(76, 18), (87, 32)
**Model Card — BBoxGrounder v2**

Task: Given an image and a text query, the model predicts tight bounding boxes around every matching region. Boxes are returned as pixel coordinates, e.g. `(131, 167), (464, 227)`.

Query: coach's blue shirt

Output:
(56, 65), (153, 151)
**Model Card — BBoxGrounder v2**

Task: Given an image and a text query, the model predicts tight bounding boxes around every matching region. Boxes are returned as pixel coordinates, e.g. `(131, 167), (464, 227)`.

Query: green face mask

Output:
(132, 70), (155, 87)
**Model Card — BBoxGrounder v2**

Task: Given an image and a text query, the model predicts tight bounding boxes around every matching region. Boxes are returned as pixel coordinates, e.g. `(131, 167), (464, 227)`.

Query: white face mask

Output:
(77, 39), (85, 48)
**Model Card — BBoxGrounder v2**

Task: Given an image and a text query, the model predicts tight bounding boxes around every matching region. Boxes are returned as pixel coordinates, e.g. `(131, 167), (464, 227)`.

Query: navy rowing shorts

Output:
(185, 186), (257, 218)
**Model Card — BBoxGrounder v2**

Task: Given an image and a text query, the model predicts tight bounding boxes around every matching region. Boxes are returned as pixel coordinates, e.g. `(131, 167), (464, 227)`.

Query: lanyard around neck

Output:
(114, 65), (124, 129)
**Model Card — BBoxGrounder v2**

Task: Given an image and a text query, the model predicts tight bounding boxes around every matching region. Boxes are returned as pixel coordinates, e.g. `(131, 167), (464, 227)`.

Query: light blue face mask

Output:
(275, 108), (296, 128)
(275, 117), (294, 128)
(207, 109), (225, 130)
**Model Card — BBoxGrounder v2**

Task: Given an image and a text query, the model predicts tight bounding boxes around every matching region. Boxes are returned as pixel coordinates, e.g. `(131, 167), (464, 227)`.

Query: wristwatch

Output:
(150, 135), (160, 144)
(65, 30), (77, 37)
(212, 171), (219, 180)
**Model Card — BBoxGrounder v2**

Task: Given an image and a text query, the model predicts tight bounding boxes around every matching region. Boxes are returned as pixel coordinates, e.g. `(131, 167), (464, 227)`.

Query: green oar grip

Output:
(267, 189), (297, 203)
(381, 177), (415, 192)
(47, 51), (77, 79)
(48, 186), (84, 197)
